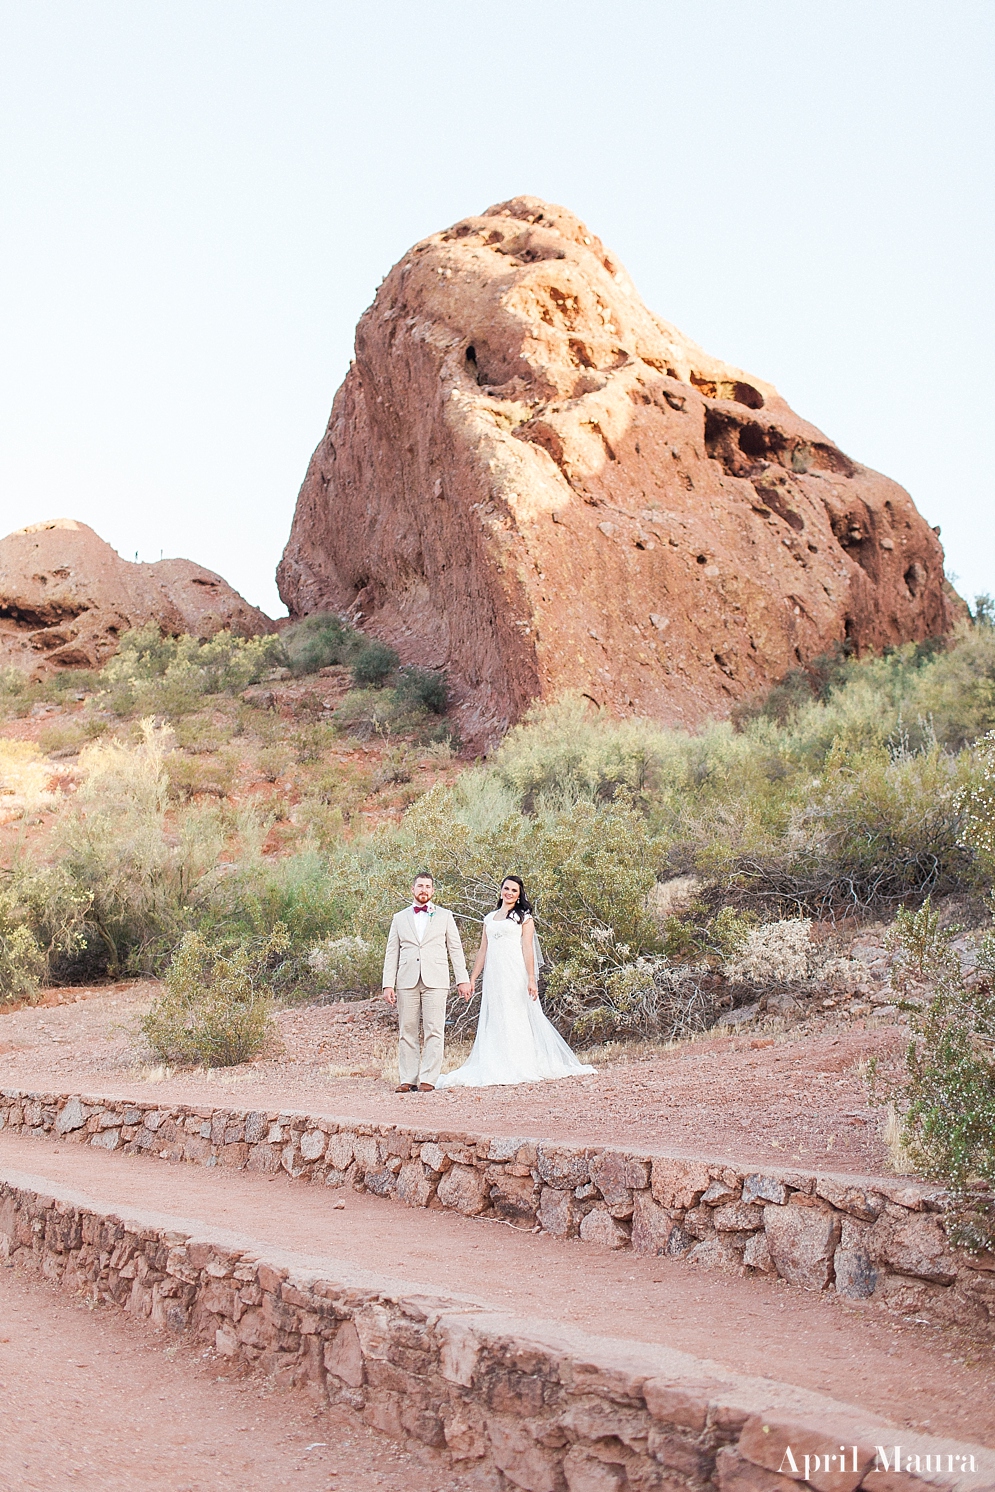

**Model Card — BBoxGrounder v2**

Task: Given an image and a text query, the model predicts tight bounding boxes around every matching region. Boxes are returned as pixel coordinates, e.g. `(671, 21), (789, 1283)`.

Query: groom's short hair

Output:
(413, 870), (434, 884)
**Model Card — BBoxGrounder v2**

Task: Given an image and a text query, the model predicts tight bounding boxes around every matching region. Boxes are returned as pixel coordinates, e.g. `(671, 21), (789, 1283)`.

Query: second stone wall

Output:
(1, 1175), (987, 1492)
(3, 1086), (994, 1335)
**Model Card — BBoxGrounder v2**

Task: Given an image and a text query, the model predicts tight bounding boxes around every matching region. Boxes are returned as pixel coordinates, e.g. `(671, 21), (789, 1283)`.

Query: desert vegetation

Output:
(1, 607), (994, 1109)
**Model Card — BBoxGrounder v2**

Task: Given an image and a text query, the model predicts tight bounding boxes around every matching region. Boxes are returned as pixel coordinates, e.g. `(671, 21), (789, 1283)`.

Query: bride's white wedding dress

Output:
(437, 911), (595, 1088)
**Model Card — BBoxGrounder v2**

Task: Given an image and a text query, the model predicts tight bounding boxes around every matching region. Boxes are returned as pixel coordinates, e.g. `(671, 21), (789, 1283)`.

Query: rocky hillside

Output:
(0, 520), (273, 673)
(278, 196), (959, 745)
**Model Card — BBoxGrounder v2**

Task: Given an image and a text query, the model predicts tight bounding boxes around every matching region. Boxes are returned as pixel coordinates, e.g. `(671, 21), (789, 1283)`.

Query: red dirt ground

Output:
(1, 984), (901, 1174)
(0, 1251), (486, 1492)
(3, 1132), (993, 1446)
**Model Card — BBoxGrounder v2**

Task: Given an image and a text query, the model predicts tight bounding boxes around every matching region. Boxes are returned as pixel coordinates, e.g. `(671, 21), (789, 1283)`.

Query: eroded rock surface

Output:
(0, 519), (273, 672)
(279, 197), (960, 744)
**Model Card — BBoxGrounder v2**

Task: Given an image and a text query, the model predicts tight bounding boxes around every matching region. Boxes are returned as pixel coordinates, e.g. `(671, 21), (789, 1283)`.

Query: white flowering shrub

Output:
(724, 918), (814, 985)
(308, 935), (381, 998)
(959, 729), (995, 874)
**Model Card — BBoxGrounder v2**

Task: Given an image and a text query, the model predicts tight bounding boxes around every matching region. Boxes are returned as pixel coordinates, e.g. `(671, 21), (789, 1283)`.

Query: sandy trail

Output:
(2, 1130), (992, 1446)
(1, 986), (900, 1174)
(0, 1257), (476, 1492)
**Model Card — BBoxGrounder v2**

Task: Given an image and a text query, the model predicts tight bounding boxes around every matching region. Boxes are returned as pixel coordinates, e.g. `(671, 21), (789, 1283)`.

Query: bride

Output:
(437, 876), (595, 1089)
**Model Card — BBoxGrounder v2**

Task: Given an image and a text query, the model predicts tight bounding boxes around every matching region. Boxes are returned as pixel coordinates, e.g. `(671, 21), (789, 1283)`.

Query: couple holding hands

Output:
(382, 871), (593, 1091)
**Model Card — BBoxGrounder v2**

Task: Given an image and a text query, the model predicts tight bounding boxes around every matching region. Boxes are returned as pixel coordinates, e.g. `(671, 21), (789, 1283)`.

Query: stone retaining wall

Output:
(3, 1086), (995, 1335)
(1, 1173), (989, 1492)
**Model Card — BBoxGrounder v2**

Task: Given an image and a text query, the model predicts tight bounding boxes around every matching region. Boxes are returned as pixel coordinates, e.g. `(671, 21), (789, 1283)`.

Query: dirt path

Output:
(1, 988), (902, 1175)
(3, 1131), (992, 1445)
(0, 1256), (484, 1492)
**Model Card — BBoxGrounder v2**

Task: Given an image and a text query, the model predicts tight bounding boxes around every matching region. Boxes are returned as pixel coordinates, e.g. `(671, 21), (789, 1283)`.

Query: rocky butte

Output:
(278, 196), (959, 745)
(0, 519), (273, 673)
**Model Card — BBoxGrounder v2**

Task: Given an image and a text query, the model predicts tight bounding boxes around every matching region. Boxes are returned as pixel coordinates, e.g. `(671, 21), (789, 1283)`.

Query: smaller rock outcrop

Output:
(0, 520), (273, 674)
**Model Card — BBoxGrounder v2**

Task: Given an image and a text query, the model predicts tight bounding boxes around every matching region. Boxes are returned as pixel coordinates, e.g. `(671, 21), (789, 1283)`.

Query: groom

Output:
(382, 871), (471, 1092)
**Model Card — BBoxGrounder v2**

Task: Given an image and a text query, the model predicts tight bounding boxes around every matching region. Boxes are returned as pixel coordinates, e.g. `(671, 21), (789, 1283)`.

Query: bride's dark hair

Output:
(497, 874), (532, 923)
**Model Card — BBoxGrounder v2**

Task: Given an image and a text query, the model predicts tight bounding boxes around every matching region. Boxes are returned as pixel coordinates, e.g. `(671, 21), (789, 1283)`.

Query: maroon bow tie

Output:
(413, 905), (429, 914)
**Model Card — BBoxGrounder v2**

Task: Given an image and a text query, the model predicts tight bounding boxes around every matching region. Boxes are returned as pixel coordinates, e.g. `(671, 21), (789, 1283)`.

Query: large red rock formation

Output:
(0, 520), (273, 673)
(278, 196), (959, 744)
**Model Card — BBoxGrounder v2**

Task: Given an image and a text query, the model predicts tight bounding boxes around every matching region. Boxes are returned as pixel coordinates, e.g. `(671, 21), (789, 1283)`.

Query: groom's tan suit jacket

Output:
(382, 906), (469, 990)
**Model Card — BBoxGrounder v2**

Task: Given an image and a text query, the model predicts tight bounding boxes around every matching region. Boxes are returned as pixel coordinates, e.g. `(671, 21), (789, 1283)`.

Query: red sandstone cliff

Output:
(278, 196), (958, 744)
(0, 520), (274, 673)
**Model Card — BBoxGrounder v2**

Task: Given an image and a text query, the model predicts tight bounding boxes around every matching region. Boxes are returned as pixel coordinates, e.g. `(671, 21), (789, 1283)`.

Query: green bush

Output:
(0, 888), (47, 1004)
(37, 718), (107, 756)
(542, 951), (718, 1046)
(142, 926), (287, 1067)
(869, 898), (995, 1254)
(165, 753), (232, 800)
(282, 613), (359, 677)
(100, 624), (281, 717)
(333, 686), (454, 746)
(306, 934), (382, 999)
(351, 640), (400, 688)
(396, 666), (448, 715)
(47, 722), (226, 977)
(256, 744), (293, 782)
(0, 666), (96, 722)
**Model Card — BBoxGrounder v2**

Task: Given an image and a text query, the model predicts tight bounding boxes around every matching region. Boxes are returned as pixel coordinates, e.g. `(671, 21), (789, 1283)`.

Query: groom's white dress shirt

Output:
(411, 901), (433, 941)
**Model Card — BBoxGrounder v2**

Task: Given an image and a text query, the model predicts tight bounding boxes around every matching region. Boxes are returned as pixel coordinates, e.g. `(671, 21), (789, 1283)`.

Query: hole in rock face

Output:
(905, 562), (927, 598)
(704, 408), (786, 475)
(697, 553), (708, 565)
(466, 345), (477, 363)
(738, 423), (768, 460)
(752, 482), (805, 532)
(691, 375), (764, 409)
(569, 339), (596, 369)
(829, 509), (877, 574)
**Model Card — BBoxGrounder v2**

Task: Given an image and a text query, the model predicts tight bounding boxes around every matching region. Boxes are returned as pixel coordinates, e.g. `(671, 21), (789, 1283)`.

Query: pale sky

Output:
(1, 2), (992, 618)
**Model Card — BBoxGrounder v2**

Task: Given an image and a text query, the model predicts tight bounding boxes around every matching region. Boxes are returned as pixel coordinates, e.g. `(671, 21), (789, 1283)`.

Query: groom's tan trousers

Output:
(397, 981), (448, 1086)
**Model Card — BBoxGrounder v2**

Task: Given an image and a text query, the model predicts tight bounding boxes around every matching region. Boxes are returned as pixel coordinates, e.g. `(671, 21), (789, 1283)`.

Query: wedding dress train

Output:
(437, 911), (595, 1088)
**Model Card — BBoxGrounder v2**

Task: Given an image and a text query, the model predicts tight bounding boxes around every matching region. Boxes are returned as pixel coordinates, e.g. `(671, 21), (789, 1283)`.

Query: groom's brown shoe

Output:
(395, 1083), (416, 1092)
(418, 1083), (435, 1092)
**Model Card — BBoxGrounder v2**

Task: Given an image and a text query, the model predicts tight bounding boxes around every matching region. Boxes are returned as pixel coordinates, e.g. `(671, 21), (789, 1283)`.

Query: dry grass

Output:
(0, 738), (63, 818)
(882, 1102), (915, 1174)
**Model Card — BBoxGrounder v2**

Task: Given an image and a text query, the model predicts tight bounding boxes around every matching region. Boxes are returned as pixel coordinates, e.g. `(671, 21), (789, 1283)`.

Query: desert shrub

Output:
(732, 644), (856, 729)
(0, 738), (64, 819)
(256, 744), (293, 782)
(0, 887), (47, 1004)
(205, 844), (349, 953)
(165, 754), (232, 800)
(395, 666), (448, 715)
(291, 720), (335, 763)
(723, 918), (813, 984)
(739, 626), (995, 762)
(541, 940), (718, 1046)
(173, 714), (226, 753)
(959, 730), (995, 877)
(492, 696), (674, 809)
(142, 926), (287, 1067)
(661, 903), (757, 963)
(100, 624), (280, 717)
(37, 718), (107, 756)
(675, 742), (973, 914)
(307, 935), (382, 999)
(47, 722), (227, 976)
(333, 687), (453, 745)
(0, 667), (95, 721)
(351, 640), (400, 688)
(292, 799), (347, 849)
(869, 898), (995, 1254)
(0, 857), (92, 989)
(282, 613), (358, 676)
